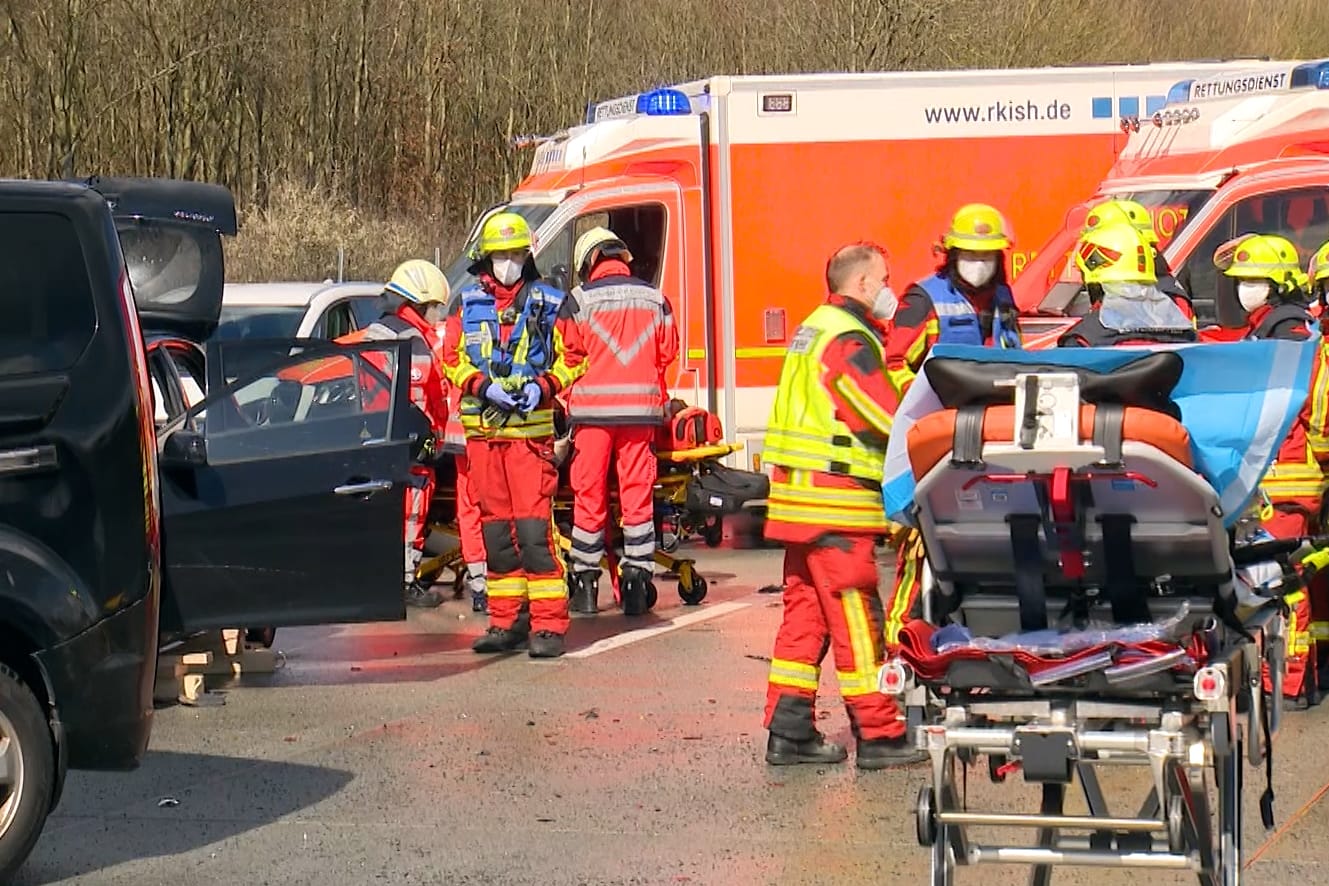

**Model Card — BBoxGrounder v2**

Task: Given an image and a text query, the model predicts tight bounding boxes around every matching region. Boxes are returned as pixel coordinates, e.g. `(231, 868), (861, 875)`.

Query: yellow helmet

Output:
(475, 211), (532, 257)
(941, 203), (1012, 252)
(1085, 198), (1158, 246)
(385, 259), (449, 305)
(1074, 222), (1156, 285)
(574, 226), (632, 276)
(1309, 240), (1329, 284)
(1214, 233), (1308, 293)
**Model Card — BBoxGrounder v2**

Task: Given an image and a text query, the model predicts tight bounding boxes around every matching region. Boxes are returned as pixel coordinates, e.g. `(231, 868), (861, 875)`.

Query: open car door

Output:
(156, 337), (418, 637)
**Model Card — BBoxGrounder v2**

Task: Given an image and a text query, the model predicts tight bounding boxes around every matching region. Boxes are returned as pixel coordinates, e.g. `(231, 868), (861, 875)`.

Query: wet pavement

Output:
(14, 542), (1329, 885)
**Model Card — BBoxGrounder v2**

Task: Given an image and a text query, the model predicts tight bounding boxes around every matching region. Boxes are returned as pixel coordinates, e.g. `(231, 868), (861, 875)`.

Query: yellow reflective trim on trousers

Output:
(765, 502), (888, 529)
(885, 545), (922, 646)
(528, 579), (567, 601)
(488, 577), (528, 597)
(769, 658), (820, 691)
(1310, 622), (1329, 641)
(838, 590), (881, 698)
(1288, 590), (1309, 656)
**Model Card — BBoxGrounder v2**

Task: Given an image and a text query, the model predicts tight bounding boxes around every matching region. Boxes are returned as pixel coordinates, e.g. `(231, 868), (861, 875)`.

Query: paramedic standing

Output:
(1216, 233), (1324, 706)
(882, 204), (1022, 650)
(441, 212), (585, 659)
(565, 227), (679, 617)
(358, 259), (452, 609)
(761, 242), (925, 769)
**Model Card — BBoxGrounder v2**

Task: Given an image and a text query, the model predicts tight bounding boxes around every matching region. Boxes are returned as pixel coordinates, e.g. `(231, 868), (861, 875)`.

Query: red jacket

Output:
(564, 259), (679, 424)
(359, 304), (449, 435)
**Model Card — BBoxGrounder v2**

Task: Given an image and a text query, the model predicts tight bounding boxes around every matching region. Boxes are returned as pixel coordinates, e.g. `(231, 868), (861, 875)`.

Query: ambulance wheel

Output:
(679, 573), (708, 606)
(646, 584), (658, 610)
(915, 785), (937, 847)
(245, 627), (276, 649)
(0, 665), (54, 885)
(701, 517), (723, 548)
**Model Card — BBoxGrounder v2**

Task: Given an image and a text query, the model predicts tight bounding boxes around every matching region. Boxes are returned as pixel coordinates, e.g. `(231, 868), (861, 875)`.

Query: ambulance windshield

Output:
(1035, 188), (1215, 316)
(444, 202), (559, 294)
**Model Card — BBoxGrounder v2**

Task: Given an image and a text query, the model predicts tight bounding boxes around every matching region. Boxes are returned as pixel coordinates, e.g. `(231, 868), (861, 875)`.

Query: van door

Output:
(156, 338), (414, 635)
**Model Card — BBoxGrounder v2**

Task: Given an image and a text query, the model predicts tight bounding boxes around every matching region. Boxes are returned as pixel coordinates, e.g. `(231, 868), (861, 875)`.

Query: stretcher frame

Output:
(415, 442), (750, 607)
(878, 368), (1288, 886)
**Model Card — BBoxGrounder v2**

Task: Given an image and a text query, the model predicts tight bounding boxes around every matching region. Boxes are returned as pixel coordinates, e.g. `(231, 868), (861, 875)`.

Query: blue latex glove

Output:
(483, 380), (518, 411)
(518, 381), (542, 413)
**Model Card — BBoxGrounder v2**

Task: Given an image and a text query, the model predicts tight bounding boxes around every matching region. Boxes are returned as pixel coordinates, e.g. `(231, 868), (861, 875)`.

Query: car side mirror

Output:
(161, 428), (207, 468)
(548, 263), (571, 294)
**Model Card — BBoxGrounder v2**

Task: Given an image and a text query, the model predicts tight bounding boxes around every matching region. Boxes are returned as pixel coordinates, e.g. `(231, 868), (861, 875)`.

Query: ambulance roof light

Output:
(1166, 79), (1195, 105)
(636, 87), (692, 116)
(1290, 59), (1329, 90)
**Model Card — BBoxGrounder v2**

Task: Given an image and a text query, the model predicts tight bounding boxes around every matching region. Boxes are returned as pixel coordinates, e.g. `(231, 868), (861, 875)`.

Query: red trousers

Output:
(1262, 503), (1317, 701)
(569, 424), (658, 575)
(404, 463), (435, 584)
(467, 437), (569, 635)
(764, 534), (905, 742)
(454, 453), (486, 578)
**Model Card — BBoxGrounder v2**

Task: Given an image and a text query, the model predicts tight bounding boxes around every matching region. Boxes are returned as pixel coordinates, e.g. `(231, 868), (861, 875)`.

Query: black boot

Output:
(571, 572), (600, 616)
(513, 601), (531, 636)
(471, 625), (529, 654)
(406, 579), (444, 609)
(619, 565), (656, 617)
(856, 737), (927, 770)
(528, 631), (565, 659)
(765, 732), (848, 766)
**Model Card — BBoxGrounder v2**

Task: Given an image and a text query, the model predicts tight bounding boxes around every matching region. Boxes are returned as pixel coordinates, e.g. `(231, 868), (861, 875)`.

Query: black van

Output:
(0, 177), (418, 880)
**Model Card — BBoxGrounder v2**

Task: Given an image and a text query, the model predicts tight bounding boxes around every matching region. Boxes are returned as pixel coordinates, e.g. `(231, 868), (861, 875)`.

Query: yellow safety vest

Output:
(763, 303), (890, 532)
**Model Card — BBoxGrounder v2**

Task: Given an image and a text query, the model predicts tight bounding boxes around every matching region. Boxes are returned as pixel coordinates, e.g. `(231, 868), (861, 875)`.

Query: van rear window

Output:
(0, 212), (97, 376)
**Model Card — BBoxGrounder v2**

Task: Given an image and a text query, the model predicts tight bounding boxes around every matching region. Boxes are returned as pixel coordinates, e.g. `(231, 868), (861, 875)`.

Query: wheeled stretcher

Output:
(874, 345), (1319, 885)
(417, 438), (767, 607)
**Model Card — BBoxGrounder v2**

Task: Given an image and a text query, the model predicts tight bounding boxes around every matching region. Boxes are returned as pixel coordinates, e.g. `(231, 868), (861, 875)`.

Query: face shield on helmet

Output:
(1074, 222), (1156, 287)
(1084, 199), (1159, 246)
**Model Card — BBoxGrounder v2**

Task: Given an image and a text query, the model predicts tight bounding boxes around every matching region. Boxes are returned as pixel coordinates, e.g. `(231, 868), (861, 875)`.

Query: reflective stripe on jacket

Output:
(566, 275), (677, 424)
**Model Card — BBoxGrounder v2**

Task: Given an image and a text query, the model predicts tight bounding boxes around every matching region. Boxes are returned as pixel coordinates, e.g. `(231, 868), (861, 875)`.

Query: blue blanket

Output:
(882, 340), (1319, 528)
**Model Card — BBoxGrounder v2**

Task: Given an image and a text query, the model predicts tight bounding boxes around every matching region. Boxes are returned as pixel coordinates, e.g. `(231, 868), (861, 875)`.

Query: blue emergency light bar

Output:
(637, 87), (692, 116)
(1163, 58), (1329, 106)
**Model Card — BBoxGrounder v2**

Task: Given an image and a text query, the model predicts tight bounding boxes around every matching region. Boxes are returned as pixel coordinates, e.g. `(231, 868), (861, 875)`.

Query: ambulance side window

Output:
(1182, 186), (1329, 327)
(568, 204), (668, 288)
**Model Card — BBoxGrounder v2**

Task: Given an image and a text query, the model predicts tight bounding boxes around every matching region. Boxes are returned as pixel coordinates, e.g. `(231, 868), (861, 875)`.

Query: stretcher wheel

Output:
(1166, 794), (1186, 855)
(701, 516), (723, 548)
(915, 785), (937, 847)
(678, 572), (708, 606)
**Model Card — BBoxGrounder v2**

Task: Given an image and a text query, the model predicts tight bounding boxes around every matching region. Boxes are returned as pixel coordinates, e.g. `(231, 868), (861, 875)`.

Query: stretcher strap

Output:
(1093, 403), (1125, 465)
(1101, 515), (1152, 624)
(1010, 515), (1049, 632)
(951, 404), (985, 466)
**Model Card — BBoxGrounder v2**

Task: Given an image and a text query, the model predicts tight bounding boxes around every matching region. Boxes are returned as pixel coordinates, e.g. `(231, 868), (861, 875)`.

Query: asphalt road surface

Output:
(15, 543), (1329, 885)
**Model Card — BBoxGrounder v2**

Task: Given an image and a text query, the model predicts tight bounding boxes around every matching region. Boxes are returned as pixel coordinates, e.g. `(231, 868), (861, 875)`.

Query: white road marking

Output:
(565, 600), (752, 659)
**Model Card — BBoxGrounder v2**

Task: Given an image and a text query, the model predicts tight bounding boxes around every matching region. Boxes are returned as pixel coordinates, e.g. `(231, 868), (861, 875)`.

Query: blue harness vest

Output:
(918, 273), (1021, 349)
(459, 280), (565, 383)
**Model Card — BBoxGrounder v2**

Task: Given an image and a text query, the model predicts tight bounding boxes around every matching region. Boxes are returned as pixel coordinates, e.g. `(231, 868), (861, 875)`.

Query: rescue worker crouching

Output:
(762, 242), (925, 770)
(1057, 222), (1196, 347)
(354, 260), (452, 609)
(1215, 233), (1323, 706)
(1079, 198), (1193, 321)
(565, 227), (679, 617)
(882, 204), (1022, 653)
(440, 212), (586, 659)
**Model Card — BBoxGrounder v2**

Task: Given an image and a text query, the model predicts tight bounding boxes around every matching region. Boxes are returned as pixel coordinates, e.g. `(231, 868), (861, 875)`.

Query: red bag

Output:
(657, 401), (723, 451)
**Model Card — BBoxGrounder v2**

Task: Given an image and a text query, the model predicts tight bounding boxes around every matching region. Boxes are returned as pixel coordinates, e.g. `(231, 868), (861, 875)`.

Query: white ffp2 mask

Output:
(491, 258), (523, 286)
(956, 257), (998, 288)
(1238, 280), (1270, 313)
(872, 285), (899, 321)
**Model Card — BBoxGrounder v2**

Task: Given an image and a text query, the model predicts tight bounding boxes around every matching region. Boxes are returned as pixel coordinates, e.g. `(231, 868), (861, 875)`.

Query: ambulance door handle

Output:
(0, 445), (58, 477)
(333, 479), (393, 497)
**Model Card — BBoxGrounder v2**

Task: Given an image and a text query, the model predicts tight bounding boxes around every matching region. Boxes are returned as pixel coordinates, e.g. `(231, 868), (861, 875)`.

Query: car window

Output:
(1177, 185), (1329, 327)
(213, 305), (306, 341)
(322, 300), (357, 340)
(350, 295), (383, 329)
(199, 344), (399, 465)
(0, 211), (98, 376)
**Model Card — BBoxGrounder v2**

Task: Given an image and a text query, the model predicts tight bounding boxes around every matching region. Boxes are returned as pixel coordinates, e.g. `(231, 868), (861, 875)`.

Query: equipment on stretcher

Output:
(875, 340), (1321, 885)
(415, 408), (768, 607)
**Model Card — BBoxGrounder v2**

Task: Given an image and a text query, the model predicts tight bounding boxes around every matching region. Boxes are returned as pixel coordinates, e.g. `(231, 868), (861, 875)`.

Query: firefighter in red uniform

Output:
(433, 331), (488, 613)
(357, 260), (452, 609)
(761, 242), (925, 769)
(1078, 199), (1194, 321)
(565, 227), (680, 617)
(1057, 223), (1196, 348)
(440, 213), (586, 659)
(1215, 233), (1322, 706)
(882, 205), (1022, 651)
(1309, 241), (1329, 682)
